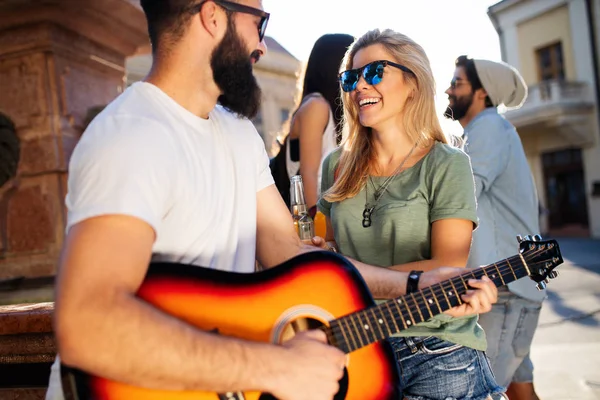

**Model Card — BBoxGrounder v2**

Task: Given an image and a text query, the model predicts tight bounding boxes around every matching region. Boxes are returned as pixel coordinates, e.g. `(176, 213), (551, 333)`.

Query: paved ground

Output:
(529, 237), (600, 400)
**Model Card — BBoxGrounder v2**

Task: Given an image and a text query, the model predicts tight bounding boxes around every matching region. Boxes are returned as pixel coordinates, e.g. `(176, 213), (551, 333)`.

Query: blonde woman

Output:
(318, 29), (504, 400)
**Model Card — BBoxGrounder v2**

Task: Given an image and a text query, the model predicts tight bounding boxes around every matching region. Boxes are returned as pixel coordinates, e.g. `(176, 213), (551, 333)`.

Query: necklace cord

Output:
(363, 143), (417, 228)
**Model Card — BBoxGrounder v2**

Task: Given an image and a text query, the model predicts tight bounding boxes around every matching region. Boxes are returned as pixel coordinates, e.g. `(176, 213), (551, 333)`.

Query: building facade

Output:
(489, 0), (600, 238)
(126, 36), (301, 156)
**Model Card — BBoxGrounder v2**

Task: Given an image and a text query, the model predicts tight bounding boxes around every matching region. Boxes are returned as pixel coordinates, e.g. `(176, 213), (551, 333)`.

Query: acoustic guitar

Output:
(61, 235), (563, 400)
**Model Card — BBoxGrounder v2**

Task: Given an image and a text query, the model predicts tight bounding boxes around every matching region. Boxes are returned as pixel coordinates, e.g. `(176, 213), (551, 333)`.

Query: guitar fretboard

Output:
(322, 254), (530, 354)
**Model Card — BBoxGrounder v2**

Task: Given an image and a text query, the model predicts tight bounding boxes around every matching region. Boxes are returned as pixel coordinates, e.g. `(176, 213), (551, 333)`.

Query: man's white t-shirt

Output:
(46, 82), (274, 399)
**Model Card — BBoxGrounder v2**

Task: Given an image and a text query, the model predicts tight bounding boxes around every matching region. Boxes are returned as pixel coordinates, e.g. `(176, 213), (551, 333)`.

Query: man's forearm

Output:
(56, 294), (284, 393)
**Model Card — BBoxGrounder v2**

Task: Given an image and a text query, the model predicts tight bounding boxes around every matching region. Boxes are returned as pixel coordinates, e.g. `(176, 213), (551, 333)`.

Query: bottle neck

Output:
(292, 204), (308, 216)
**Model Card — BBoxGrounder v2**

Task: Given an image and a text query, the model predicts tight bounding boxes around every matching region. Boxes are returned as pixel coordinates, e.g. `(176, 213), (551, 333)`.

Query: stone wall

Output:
(0, 0), (149, 289)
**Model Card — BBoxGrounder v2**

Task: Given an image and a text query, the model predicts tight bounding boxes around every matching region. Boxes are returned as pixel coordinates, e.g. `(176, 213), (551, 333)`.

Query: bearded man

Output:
(445, 55), (544, 400)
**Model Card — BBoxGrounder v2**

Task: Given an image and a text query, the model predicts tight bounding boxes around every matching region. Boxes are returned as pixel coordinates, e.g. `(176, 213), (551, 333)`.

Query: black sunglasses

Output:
(191, 0), (270, 42)
(339, 60), (414, 93)
(449, 78), (470, 90)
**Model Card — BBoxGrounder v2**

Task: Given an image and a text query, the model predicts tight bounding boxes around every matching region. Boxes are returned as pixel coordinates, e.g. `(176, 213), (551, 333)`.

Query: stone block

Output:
(0, 303), (53, 336)
(18, 136), (61, 176)
(6, 186), (55, 254)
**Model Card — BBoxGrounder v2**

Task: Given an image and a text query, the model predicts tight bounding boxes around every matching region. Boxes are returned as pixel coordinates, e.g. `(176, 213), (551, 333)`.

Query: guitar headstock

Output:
(517, 234), (563, 290)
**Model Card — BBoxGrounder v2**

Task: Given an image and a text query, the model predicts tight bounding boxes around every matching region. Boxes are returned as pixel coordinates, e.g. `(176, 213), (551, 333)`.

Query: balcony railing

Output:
(503, 79), (596, 145)
(522, 80), (593, 108)
(504, 80), (594, 126)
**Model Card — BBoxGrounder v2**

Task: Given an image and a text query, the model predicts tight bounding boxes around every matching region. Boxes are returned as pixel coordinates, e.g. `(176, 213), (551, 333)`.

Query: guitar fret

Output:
(480, 267), (491, 279)
(394, 299), (409, 330)
(429, 286), (442, 314)
(513, 255), (529, 279)
(420, 291), (434, 319)
(409, 293), (424, 322)
(330, 324), (349, 354)
(363, 311), (379, 342)
(355, 312), (374, 344)
(399, 298), (416, 326)
(346, 315), (363, 350)
(366, 310), (381, 340)
(458, 274), (469, 290)
(469, 270), (479, 279)
(484, 267), (501, 287)
(506, 258), (518, 281)
(484, 265), (503, 287)
(494, 263), (506, 285)
(385, 301), (401, 333)
(361, 310), (377, 342)
(448, 279), (462, 305)
(340, 317), (358, 349)
(356, 313), (371, 346)
(335, 320), (352, 353)
(371, 309), (385, 339)
(370, 307), (388, 339)
(518, 253), (531, 276)
(438, 282), (452, 309)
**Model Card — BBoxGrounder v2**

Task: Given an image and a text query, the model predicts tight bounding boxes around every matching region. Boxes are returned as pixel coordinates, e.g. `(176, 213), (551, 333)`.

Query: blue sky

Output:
(261, 0), (503, 135)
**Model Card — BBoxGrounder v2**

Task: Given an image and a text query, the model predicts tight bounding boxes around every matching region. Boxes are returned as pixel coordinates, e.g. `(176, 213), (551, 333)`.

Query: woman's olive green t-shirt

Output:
(317, 142), (487, 351)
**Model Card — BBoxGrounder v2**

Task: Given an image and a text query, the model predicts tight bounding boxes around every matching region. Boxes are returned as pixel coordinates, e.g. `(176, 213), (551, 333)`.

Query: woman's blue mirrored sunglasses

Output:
(339, 60), (414, 93)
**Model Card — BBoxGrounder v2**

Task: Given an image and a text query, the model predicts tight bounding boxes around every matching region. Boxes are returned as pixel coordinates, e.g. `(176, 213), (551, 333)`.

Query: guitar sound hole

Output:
(267, 317), (349, 400)
(279, 316), (325, 342)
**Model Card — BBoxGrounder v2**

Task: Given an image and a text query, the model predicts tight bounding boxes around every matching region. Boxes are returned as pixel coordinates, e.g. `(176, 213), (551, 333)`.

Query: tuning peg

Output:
(549, 271), (559, 279)
(533, 234), (543, 241)
(516, 235), (523, 243)
(524, 235), (533, 241)
(536, 281), (547, 291)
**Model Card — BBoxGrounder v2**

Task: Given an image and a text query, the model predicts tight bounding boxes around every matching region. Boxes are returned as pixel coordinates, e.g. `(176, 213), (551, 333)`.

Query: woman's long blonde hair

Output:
(323, 29), (449, 203)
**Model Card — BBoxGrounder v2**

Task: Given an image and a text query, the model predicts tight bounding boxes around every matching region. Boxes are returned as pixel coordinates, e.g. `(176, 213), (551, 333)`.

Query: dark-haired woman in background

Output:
(284, 33), (355, 216)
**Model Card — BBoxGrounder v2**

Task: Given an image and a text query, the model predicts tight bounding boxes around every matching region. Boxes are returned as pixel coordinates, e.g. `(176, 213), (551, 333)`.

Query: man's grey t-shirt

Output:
(463, 108), (545, 303)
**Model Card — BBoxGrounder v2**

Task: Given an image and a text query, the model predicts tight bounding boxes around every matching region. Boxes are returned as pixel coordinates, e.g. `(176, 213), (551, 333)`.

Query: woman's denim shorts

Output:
(389, 336), (505, 400)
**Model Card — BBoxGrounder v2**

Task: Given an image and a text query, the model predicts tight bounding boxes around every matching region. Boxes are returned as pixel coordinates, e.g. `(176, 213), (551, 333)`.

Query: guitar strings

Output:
(380, 256), (549, 329)
(327, 247), (553, 347)
(327, 247), (556, 351)
(328, 258), (549, 351)
(329, 256), (553, 351)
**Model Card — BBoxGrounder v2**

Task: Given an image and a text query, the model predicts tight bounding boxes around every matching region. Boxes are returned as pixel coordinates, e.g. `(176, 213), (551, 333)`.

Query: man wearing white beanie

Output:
(444, 55), (544, 400)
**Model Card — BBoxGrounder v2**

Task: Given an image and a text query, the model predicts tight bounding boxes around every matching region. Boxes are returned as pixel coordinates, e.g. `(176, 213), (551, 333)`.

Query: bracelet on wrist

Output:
(406, 270), (423, 294)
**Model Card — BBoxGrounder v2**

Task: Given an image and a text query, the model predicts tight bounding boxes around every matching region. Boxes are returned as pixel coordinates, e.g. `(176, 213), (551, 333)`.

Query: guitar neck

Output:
(322, 254), (530, 354)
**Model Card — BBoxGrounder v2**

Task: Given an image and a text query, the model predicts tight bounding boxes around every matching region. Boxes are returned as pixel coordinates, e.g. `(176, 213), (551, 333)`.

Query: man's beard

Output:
(444, 92), (473, 121)
(210, 19), (262, 119)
